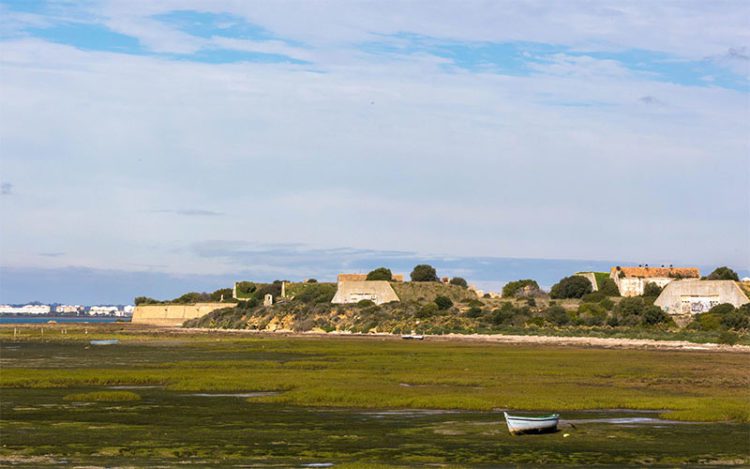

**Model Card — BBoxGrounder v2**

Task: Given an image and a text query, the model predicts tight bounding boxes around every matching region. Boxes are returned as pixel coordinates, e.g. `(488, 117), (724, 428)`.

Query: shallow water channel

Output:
(2, 387), (748, 467)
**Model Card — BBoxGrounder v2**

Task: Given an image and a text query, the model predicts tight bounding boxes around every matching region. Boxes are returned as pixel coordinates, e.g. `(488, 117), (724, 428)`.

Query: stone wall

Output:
(654, 280), (749, 315)
(132, 303), (228, 327)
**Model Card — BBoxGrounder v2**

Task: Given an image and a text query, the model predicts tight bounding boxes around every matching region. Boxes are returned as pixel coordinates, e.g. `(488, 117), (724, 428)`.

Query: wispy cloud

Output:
(0, 182), (12, 195)
(153, 209), (224, 217)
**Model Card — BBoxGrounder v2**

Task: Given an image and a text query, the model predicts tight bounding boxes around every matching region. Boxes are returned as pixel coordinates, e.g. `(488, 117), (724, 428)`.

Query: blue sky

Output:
(0, 0), (748, 303)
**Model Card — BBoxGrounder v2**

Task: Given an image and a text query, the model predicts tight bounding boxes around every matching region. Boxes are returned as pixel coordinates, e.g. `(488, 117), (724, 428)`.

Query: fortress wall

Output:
(132, 303), (228, 327)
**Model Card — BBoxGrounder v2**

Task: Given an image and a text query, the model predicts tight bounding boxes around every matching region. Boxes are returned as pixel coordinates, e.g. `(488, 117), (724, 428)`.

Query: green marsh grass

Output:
(1, 326), (749, 423)
(63, 390), (141, 402)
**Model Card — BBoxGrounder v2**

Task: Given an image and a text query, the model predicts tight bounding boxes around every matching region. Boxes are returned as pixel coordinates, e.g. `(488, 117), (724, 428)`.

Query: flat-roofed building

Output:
(610, 266), (700, 297)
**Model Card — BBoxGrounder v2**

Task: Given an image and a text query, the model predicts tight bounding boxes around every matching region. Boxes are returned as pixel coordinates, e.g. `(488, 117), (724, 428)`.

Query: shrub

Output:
(367, 267), (393, 281)
(642, 306), (670, 325)
(578, 303), (607, 326)
(491, 303), (516, 326)
(550, 276), (592, 299)
(598, 278), (620, 296)
(502, 279), (539, 298)
(295, 284), (337, 304)
(235, 281), (257, 298)
(210, 288), (234, 302)
(582, 291), (606, 303)
(410, 264), (439, 282)
(173, 292), (210, 304)
(417, 303), (439, 318)
(306, 278), (318, 283)
(255, 283), (282, 301)
(721, 312), (749, 330)
(449, 277), (468, 288)
(466, 306), (484, 318)
(134, 296), (159, 305)
(357, 299), (376, 308)
(618, 297), (645, 317)
(691, 313), (722, 331)
(545, 305), (569, 326)
(718, 330), (740, 345)
(526, 298), (536, 307)
(434, 296), (453, 310)
(707, 266), (739, 281)
(600, 298), (615, 311)
(643, 282), (663, 297)
(709, 303), (736, 315)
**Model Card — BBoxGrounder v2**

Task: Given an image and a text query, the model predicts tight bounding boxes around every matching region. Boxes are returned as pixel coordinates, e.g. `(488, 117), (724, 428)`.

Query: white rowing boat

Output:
(504, 412), (559, 435)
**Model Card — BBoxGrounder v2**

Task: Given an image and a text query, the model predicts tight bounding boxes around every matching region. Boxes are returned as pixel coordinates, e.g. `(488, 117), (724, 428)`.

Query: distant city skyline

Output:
(1, 1), (748, 303)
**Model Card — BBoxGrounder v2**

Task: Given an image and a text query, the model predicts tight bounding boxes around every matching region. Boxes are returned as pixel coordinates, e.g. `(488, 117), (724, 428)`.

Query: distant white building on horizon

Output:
(0, 304), (52, 315)
(88, 306), (120, 316)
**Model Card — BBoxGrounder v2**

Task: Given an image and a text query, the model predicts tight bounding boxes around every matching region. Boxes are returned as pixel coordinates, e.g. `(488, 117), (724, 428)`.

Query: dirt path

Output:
(175, 327), (750, 352)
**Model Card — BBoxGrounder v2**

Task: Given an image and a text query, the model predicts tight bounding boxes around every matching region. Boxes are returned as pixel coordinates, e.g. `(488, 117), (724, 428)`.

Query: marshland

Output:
(1, 324), (748, 466)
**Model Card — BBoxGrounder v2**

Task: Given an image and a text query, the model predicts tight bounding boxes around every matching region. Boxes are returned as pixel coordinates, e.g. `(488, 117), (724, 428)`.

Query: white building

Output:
(0, 304), (52, 315)
(610, 266), (700, 297)
(55, 305), (83, 314)
(88, 306), (120, 315)
(655, 280), (750, 315)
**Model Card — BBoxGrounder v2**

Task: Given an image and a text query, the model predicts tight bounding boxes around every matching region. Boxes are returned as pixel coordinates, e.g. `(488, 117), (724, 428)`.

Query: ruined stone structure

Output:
(654, 280), (749, 315)
(132, 303), (227, 327)
(610, 266), (700, 297)
(331, 281), (400, 305)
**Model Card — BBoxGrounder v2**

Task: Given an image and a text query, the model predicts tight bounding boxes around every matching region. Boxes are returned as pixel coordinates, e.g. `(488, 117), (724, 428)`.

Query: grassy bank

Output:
(2, 325), (749, 423)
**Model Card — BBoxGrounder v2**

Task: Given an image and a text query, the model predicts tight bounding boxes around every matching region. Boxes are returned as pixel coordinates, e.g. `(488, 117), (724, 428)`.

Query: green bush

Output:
(643, 282), (663, 297)
(434, 295), (453, 310)
(134, 296), (159, 305)
(578, 303), (607, 326)
(410, 264), (439, 282)
(598, 278), (620, 296)
(466, 306), (484, 318)
(491, 303), (516, 326)
(367, 267), (393, 281)
(709, 303), (736, 315)
(173, 292), (210, 304)
(721, 312), (749, 330)
(550, 276), (592, 299)
(502, 279), (539, 298)
(306, 278), (318, 283)
(707, 266), (739, 281)
(545, 305), (569, 326)
(210, 288), (234, 302)
(357, 299), (376, 308)
(582, 291), (606, 303)
(718, 330), (740, 345)
(235, 281), (257, 298)
(600, 298), (615, 311)
(642, 306), (670, 325)
(294, 283), (337, 304)
(449, 277), (468, 288)
(618, 297), (645, 317)
(417, 303), (439, 318)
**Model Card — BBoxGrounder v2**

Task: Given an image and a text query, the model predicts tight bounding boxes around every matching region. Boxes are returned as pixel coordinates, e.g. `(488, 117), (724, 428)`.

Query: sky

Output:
(1, 0), (749, 304)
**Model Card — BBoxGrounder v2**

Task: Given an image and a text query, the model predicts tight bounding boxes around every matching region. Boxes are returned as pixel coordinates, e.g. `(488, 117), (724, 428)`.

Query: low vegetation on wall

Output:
(135, 288), (235, 306)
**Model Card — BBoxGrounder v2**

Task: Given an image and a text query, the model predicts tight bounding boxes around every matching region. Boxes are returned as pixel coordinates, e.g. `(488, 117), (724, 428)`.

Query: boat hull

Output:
(504, 412), (559, 435)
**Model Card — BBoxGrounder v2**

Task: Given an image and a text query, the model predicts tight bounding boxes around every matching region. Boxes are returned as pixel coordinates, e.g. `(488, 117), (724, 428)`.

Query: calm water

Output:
(0, 316), (130, 324)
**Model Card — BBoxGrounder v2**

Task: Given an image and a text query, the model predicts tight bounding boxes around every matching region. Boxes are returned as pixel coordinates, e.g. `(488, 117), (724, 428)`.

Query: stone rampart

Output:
(132, 303), (228, 327)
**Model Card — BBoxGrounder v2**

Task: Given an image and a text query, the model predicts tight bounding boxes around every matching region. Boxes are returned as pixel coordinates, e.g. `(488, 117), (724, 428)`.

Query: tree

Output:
(449, 277), (468, 288)
(707, 266), (739, 281)
(550, 276), (592, 299)
(434, 295), (453, 310)
(410, 264), (438, 282)
(502, 279), (539, 298)
(642, 282), (663, 297)
(366, 267), (393, 281)
(617, 297), (645, 317)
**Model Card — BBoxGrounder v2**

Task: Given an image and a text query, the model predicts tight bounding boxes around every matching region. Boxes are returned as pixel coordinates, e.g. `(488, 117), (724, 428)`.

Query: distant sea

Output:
(0, 316), (131, 324)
